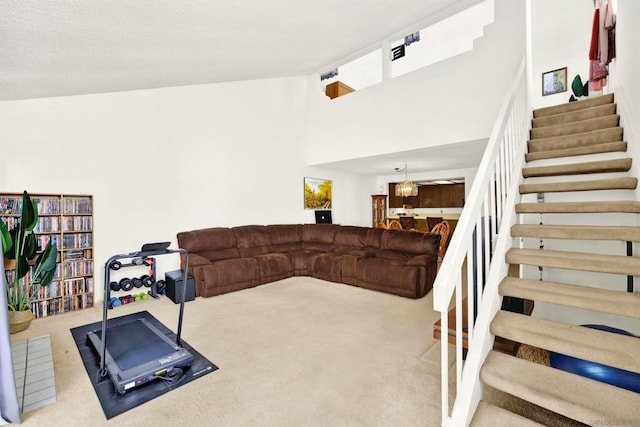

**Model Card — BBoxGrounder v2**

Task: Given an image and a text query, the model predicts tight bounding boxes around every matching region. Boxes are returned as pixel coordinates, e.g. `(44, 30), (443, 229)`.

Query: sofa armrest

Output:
(406, 254), (438, 266)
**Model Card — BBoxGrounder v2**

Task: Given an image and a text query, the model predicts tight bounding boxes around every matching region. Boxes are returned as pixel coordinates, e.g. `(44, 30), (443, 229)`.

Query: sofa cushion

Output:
(340, 253), (363, 286)
(302, 224), (339, 251)
(364, 227), (384, 248)
(356, 258), (425, 298)
(267, 224), (302, 253)
(380, 229), (440, 257)
(309, 253), (342, 283)
(253, 253), (295, 284)
(232, 225), (273, 257)
(177, 227), (240, 262)
(289, 249), (313, 275)
(374, 248), (412, 263)
(332, 226), (368, 254)
(197, 258), (260, 297)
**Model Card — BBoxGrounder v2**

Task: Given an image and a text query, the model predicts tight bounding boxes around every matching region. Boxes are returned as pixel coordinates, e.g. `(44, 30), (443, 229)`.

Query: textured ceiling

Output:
(0, 0), (470, 101)
(0, 0), (485, 177)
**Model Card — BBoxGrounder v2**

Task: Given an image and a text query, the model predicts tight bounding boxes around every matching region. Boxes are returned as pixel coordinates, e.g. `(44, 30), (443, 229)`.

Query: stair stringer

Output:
(449, 146), (527, 426)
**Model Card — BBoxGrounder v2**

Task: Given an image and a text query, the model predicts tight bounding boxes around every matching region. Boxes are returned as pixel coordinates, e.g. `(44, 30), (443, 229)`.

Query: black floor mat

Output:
(70, 310), (218, 420)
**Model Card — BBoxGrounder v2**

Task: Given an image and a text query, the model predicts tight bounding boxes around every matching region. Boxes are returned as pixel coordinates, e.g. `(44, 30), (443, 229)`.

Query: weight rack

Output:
(107, 254), (166, 304)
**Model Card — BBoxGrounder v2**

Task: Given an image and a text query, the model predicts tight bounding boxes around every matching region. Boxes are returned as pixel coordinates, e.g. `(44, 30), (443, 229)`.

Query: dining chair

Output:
(430, 220), (450, 260)
(387, 219), (403, 230)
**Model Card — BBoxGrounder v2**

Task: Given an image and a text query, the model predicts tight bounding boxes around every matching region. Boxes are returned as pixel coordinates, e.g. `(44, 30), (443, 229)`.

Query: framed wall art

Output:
(304, 177), (332, 210)
(542, 67), (567, 96)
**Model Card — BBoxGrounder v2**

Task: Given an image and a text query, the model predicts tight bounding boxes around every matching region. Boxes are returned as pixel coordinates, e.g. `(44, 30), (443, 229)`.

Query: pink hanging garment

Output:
(589, 0), (608, 91)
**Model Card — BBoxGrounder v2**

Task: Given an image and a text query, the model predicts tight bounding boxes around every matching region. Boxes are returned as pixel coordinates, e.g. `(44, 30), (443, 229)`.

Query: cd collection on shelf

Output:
(1, 193), (94, 318)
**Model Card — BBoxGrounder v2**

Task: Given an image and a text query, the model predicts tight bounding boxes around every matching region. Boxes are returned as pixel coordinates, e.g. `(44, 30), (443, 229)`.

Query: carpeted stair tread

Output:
(519, 177), (637, 194)
(532, 103), (617, 128)
(528, 127), (623, 152)
(480, 351), (640, 425)
(533, 93), (614, 118)
(491, 311), (640, 372)
(522, 158), (631, 178)
(505, 248), (640, 276)
(500, 277), (640, 319)
(470, 401), (544, 426)
(525, 141), (627, 161)
(530, 115), (620, 140)
(511, 223), (640, 241)
(516, 200), (640, 214)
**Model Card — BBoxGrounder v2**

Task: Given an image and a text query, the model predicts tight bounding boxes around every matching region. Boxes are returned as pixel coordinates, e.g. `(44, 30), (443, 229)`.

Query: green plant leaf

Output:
(20, 191), (38, 232)
(5, 228), (18, 260)
(36, 240), (58, 273)
(16, 257), (30, 280)
(23, 233), (37, 260)
(571, 75), (583, 97)
(0, 220), (12, 255)
(38, 269), (56, 288)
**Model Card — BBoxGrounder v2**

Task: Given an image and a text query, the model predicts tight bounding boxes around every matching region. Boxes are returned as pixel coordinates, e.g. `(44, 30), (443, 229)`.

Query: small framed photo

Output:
(542, 67), (567, 96)
(304, 177), (332, 210)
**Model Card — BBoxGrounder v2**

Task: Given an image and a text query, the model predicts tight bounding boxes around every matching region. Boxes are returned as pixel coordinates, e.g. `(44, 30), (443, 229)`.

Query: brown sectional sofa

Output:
(176, 223), (440, 299)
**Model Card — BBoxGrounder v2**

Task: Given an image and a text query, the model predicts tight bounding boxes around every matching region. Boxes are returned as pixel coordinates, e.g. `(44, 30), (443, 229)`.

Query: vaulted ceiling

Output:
(0, 0), (485, 176)
(0, 0), (475, 101)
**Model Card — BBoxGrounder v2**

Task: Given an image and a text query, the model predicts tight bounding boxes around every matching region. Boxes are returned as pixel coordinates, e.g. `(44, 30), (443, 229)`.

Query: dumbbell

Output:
(132, 277), (143, 288)
(134, 292), (149, 302)
(119, 278), (134, 291)
(109, 260), (122, 271)
(108, 297), (122, 309)
(131, 257), (146, 266)
(155, 279), (166, 295)
(141, 275), (154, 288)
(109, 281), (121, 292)
(119, 295), (134, 305)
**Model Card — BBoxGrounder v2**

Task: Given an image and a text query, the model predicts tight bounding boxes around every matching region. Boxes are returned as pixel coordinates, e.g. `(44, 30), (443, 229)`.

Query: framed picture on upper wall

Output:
(304, 177), (332, 210)
(542, 67), (567, 96)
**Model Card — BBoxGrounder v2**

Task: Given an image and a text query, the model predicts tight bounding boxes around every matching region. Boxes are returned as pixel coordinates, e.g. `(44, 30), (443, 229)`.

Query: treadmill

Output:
(87, 242), (194, 395)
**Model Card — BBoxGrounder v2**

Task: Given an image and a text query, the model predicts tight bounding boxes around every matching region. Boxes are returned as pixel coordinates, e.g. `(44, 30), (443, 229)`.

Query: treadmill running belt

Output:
(101, 319), (176, 371)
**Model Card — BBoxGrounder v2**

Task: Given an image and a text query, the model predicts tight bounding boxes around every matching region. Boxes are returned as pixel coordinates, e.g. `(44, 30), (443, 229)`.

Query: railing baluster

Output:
(441, 309), (449, 422)
(455, 277), (463, 391)
(466, 246), (474, 342)
(433, 57), (527, 426)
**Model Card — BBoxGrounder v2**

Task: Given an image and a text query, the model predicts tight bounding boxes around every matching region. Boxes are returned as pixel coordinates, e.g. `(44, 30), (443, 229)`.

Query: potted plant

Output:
(1, 191), (58, 333)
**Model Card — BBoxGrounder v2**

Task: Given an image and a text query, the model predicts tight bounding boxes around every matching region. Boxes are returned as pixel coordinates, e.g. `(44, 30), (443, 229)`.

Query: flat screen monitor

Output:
(315, 210), (332, 224)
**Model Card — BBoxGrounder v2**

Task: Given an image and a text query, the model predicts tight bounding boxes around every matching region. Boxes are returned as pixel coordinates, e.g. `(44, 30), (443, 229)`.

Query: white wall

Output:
(609, 0), (640, 203)
(530, 0), (595, 109)
(607, 0), (640, 306)
(0, 77), (371, 301)
(304, 0), (526, 166)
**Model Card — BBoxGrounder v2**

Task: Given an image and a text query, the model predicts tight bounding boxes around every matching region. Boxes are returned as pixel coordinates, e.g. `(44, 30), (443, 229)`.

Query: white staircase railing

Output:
(432, 56), (529, 426)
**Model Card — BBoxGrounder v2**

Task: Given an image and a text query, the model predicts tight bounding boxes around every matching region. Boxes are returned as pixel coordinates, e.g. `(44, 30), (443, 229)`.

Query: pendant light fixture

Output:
(394, 164), (418, 197)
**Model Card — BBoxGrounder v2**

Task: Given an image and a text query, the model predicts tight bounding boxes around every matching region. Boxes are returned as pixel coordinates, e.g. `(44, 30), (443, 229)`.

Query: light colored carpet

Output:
(9, 277), (450, 426)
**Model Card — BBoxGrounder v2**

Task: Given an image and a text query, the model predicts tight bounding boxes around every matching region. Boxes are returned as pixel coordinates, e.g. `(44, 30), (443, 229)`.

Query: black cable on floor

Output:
(159, 367), (184, 385)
